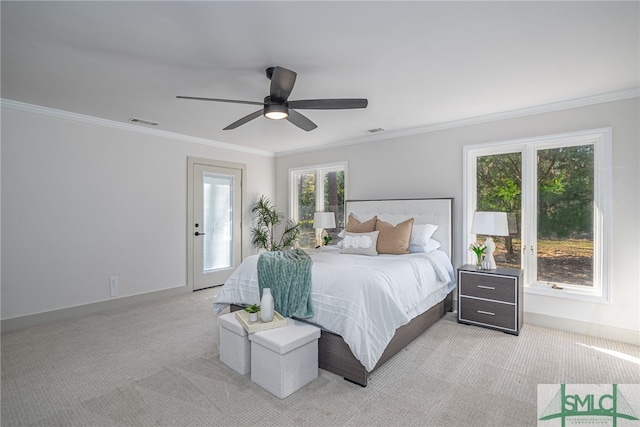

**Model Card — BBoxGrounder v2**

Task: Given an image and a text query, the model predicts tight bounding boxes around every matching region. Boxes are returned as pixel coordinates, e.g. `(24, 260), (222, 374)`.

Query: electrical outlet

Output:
(109, 276), (119, 297)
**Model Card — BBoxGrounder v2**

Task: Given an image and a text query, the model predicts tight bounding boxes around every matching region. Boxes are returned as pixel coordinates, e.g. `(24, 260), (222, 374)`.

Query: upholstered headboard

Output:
(345, 198), (454, 259)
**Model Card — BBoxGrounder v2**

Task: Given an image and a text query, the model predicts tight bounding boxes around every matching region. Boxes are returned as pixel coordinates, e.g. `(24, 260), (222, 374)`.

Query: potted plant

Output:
(244, 304), (260, 322)
(250, 195), (300, 251)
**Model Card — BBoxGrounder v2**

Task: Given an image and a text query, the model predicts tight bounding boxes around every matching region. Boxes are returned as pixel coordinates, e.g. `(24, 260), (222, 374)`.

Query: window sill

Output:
(524, 284), (610, 304)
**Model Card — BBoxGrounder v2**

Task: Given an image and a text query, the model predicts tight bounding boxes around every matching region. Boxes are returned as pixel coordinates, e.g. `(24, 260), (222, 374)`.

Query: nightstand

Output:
(457, 265), (523, 335)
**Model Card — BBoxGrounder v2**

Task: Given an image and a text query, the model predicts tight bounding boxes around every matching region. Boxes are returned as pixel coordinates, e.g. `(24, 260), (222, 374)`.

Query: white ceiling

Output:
(2, 1), (638, 155)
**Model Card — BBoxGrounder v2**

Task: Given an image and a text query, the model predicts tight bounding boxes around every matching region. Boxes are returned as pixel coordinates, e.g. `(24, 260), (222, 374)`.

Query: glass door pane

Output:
(536, 145), (594, 286)
(203, 172), (233, 271)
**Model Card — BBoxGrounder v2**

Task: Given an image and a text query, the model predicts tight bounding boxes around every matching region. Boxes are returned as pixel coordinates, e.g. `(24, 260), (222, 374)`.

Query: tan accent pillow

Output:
(375, 218), (415, 254)
(345, 214), (378, 233)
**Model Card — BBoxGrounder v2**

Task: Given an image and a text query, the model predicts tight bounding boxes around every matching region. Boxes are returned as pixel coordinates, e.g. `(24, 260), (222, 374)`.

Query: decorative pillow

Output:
(375, 218), (414, 255)
(341, 231), (379, 256)
(345, 213), (378, 233)
(409, 239), (442, 253)
(410, 224), (439, 247)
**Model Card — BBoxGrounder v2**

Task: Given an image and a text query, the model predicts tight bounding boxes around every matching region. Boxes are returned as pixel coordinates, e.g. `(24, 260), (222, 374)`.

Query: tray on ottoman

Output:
(235, 310), (287, 334)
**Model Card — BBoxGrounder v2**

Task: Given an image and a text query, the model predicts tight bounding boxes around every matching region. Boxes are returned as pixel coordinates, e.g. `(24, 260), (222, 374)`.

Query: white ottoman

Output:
(218, 312), (251, 375)
(249, 319), (321, 398)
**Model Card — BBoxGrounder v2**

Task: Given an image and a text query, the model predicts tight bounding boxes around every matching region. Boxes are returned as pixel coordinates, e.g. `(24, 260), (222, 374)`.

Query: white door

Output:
(189, 160), (243, 290)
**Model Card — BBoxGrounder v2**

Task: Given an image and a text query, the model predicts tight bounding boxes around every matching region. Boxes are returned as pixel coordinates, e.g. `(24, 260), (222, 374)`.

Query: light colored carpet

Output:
(2, 287), (639, 427)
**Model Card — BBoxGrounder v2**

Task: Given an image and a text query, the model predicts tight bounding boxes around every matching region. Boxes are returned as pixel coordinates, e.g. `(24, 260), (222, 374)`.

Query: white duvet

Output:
(213, 247), (456, 371)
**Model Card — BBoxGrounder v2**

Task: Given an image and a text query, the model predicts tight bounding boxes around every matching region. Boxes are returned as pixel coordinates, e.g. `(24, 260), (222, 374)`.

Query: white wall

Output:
(4, 97), (638, 342)
(275, 97), (640, 343)
(1, 106), (275, 321)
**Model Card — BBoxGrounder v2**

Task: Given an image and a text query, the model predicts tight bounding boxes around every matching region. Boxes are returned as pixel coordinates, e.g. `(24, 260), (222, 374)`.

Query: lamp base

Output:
(483, 237), (497, 269)
(315, 228), (325, 248)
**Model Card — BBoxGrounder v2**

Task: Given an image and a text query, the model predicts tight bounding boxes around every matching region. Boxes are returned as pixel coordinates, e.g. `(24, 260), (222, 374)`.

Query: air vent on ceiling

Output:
(129, 117), (159, 126)
(367, 127), (386, 133)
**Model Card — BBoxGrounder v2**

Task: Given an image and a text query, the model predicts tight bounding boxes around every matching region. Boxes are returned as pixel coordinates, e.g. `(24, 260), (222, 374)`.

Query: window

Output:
(290, 162), (346, 249)
(464, 128), (611, 302)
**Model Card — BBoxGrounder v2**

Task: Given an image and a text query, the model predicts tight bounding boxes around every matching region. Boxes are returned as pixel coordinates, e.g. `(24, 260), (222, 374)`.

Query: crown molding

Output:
(0, 99), (275, 158)
(3, 88), (637, 159)
(275, 88), (640, 157)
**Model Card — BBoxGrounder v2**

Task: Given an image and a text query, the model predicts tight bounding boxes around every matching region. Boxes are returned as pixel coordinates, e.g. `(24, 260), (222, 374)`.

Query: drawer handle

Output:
(477, 285), (495, 290)
(477, 310), (496, 316)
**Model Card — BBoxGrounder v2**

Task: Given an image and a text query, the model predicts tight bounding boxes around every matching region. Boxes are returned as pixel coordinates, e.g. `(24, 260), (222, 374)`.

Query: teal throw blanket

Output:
(257, 249), (313, 318)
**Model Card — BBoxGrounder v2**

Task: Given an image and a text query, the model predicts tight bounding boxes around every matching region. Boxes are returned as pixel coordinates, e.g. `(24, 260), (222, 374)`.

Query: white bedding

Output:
(213, 247), (455, 372)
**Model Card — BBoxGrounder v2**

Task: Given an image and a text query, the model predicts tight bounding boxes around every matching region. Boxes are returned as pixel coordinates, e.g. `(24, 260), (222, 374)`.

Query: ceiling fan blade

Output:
(177, 96), (263, 106)
(287, 109), (317, 132)
(269, 66), (297, 103)
(223, 110), (263, 130)
(287, 98), (368, 110)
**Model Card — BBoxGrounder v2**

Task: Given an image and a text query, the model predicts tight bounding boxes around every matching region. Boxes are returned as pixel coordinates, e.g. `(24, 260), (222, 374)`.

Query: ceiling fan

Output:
(177, 66), (368, 132)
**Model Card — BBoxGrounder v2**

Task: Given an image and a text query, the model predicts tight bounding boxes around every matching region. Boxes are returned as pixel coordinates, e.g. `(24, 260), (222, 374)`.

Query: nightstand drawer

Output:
(458, 297), (516, 331)
(459, 272), (516, 303)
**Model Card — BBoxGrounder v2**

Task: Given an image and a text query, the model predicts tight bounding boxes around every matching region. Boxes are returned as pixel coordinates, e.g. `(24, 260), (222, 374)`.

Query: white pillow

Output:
(409, 239), (441, 253)
(410, 224), (439, 247)
(341, 231), (379, 256)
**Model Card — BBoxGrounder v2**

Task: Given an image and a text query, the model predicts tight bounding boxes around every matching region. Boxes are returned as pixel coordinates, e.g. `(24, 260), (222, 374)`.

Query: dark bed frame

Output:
(316, 291), (453, 386)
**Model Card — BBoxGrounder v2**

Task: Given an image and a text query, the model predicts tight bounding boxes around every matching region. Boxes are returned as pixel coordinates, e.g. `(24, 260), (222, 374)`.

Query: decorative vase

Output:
(249, 312), (258, 322)
(476, 253), (484, 269)
(260, 288), (274, 322)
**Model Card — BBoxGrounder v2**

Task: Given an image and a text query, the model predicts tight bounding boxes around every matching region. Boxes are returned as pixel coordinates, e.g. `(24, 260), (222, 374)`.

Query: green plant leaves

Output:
(250, 195), (300, 251)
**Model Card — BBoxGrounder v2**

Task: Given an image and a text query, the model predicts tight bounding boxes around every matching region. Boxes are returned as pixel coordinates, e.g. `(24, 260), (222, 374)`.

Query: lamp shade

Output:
(471, 211), (509, 236)
(313, 212), (336, 229)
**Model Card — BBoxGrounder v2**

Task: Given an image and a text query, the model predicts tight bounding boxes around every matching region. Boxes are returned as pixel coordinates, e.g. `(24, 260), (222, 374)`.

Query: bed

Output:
(214, 198), (455, 386)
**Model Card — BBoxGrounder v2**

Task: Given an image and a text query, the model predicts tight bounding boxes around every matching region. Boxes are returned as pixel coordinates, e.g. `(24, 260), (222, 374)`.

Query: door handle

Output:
(194, 231), (206, 236)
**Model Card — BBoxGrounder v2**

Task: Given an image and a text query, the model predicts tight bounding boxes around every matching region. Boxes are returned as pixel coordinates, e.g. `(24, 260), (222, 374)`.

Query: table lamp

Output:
(313, 212), (336, 247)
(471, 211), (509, 269)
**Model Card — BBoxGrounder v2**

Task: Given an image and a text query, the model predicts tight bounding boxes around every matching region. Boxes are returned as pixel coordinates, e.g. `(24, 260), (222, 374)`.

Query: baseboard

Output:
(1, 286), (189, 334)
(524, 312), (639, 345)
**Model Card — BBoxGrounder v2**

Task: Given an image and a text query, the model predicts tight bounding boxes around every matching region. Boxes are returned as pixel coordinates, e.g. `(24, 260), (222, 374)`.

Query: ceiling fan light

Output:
(264, 104), (289, 120)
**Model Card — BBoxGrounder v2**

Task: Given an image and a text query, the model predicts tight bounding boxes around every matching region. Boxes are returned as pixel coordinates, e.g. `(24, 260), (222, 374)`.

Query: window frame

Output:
(289, 161), (348, 240)
(463, 128), (612, 303)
